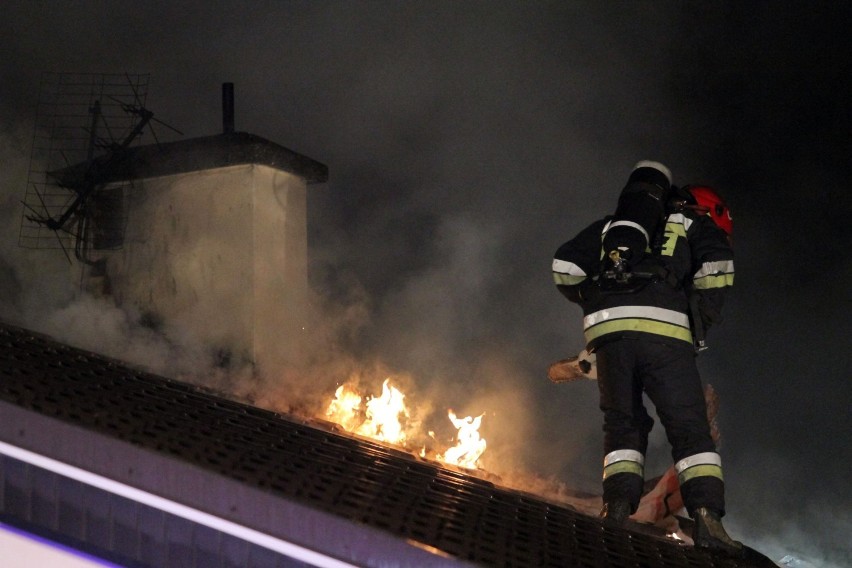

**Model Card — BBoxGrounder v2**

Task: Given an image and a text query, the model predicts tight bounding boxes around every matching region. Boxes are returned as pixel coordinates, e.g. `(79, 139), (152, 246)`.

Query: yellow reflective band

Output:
(603, 460), (644, 480)
(694, 260), (734, 278)
(678, 464), (724, 484)
(666, 213), (693, 232)
(660, 231), (678, 257)
(553, 273), (587, 286)
(585, 319), (693, 344)
(693, 273), (735, 289)
(664, 221), (687, 239)
(661, 214), (692, 256)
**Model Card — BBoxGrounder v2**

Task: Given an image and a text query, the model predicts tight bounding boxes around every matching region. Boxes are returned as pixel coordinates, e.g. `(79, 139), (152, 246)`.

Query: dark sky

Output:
(1, 2), (850, 565)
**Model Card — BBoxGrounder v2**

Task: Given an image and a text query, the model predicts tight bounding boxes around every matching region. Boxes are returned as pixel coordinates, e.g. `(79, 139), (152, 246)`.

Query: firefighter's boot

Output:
(600, 501), (631, 527)
(692, 507), (744, 556)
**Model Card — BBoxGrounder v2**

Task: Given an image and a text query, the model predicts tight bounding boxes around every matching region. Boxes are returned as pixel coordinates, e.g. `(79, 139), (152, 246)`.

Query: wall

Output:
(98, 163), (308, 381)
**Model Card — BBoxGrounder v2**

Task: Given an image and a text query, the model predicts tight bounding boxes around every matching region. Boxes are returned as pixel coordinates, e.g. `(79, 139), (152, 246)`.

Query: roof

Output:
(0, 321), (776, 567)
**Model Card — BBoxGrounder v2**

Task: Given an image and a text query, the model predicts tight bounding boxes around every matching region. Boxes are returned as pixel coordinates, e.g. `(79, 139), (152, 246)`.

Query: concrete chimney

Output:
(82, 128), (328, 382)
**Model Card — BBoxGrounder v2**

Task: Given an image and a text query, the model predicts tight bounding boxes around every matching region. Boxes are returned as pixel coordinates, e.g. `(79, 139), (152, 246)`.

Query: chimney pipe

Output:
(222, 82), (235, 134)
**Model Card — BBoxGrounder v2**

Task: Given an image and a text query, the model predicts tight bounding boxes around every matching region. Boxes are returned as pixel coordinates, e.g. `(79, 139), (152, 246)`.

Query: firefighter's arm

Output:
(553, 220), (606, 304)
(688, 217), (734, 330)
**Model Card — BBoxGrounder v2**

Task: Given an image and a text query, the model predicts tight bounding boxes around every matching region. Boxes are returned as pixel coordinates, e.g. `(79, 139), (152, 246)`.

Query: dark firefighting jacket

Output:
(552, 211), (734, 350)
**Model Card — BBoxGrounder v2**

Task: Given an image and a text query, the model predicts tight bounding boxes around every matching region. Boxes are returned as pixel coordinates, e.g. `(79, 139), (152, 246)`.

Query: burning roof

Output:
(0, 321), (777, 567)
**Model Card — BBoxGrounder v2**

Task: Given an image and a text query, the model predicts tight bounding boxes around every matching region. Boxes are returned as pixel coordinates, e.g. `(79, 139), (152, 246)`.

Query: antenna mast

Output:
(18, 72), (180, 265)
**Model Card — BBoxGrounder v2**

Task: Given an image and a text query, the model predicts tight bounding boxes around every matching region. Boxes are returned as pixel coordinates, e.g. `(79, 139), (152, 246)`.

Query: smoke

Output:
(2, 2), (851, 564)
(728, 449), (852, 568)
(0, 124), (249, 394)
(0, 0), (705, 494)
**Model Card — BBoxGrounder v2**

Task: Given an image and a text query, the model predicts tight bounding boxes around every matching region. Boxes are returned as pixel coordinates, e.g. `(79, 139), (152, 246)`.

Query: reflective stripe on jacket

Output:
(552, 258), (587, 286)
(584, 306), (692, 345)
(553, 210), (734, 349)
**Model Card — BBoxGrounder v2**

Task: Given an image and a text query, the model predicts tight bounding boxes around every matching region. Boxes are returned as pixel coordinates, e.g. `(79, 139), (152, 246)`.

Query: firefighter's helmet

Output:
(683, 185), (732, 236)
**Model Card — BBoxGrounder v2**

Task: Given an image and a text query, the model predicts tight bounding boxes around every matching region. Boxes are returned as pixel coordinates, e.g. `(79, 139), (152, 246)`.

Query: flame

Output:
(326, 378), (410, 445)
(325, 384), (363, 432)
(354, 378), (409, 444)
(323, 378), (487, 469)
(438, 410), (487, 469)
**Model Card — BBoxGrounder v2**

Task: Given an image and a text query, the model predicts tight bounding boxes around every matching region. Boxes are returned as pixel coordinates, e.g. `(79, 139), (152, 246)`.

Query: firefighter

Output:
(551, 161), (741, 554)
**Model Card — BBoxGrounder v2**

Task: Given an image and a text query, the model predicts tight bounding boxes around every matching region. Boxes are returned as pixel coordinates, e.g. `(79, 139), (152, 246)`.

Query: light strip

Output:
(0, 440), (359, 568)
(0, 521), (121, 568)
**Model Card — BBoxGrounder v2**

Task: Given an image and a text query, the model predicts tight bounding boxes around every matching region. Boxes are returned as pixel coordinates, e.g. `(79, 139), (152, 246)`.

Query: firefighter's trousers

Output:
(596, 337), (726, 516)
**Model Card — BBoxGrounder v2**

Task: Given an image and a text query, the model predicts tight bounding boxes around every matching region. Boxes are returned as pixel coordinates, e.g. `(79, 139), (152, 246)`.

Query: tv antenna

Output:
(18, 72), (182, 265)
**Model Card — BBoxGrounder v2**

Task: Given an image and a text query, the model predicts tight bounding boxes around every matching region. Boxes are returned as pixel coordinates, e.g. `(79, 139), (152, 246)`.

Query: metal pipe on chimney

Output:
(222, 82), (235, 134)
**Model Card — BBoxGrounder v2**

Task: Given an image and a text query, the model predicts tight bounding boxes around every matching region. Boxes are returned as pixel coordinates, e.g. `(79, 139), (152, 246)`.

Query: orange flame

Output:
(325, 384), (363, 431)
(354, 378), (409, 444)
(325, 378), (410, 445)
(438, 410), (487, 469)
(324, 378), (487, 469)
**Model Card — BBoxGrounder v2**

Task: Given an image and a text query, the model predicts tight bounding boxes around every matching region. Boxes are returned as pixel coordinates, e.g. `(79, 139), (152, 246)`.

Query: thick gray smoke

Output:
(2, 3), (850, 566)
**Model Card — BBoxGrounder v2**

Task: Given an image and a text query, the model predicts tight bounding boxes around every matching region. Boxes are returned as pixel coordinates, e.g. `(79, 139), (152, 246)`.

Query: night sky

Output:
(1, 2), (850, 565)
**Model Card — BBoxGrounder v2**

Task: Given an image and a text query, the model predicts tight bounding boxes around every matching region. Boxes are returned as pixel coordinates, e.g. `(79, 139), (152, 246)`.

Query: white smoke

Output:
(731, 504), (850, 568)
(0, 123), (244, 393)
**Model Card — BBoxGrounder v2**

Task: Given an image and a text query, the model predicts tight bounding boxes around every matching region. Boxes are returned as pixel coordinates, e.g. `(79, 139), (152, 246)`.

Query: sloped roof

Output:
(0, 321), (775, 567)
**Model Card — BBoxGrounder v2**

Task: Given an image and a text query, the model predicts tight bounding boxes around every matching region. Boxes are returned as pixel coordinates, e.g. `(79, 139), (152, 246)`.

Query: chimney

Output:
(81, 86), (329, 383)
(222, 82), (235, 134)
